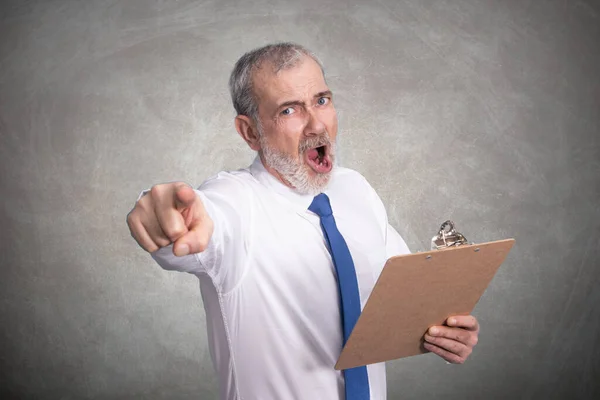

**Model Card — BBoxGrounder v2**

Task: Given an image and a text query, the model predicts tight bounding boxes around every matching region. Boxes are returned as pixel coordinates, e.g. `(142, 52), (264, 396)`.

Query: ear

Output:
(235, 115), (261, 151)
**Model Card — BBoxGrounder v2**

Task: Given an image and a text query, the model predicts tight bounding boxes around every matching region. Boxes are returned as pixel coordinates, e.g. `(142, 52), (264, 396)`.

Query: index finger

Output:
(174, 184), (198, 210)
(152, 186), (190, 242)
(447, 315), (479, 331)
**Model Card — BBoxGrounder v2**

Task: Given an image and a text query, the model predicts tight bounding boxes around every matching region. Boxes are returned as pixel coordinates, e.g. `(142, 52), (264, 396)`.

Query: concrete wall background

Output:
(1, 0), (598, 398)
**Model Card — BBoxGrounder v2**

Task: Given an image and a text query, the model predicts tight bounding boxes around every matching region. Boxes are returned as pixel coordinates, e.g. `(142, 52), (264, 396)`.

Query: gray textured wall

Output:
(1, 0), (599, 399)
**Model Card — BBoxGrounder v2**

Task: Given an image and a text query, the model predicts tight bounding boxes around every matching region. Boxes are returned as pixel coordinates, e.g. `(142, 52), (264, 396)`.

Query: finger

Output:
(447, 315), (479, 331)
(174, 184), (198, 211)
(173, 210), (214, 256)
(152, 186), (190, 242)
(179, 187), (210, 227)
(428, 326), (472, 345)
(128, 216), (160, 253)
(141, 215), (172, 248)
(424, 334), (470, 357)
(423, 342), (466, 364)
(172, 189), (212, 256)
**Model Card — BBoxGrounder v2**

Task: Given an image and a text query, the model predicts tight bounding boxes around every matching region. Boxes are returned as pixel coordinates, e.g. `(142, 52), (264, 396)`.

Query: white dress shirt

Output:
(149, 157), (411, 400)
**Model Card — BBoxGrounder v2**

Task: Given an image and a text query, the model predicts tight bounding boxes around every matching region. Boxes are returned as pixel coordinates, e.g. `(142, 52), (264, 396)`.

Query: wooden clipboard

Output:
(335, 238), (515, 370)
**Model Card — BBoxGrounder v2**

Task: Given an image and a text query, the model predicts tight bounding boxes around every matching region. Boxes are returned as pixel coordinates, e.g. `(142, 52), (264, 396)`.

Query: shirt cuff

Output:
(136, 189), (151, 202)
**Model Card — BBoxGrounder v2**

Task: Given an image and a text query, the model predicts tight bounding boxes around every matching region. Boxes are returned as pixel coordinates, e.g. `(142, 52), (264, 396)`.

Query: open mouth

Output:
(305, 145), (333, 174)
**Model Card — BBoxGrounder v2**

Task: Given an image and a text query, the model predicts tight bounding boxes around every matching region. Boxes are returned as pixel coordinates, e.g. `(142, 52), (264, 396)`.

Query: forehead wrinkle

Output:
(253, 59), (327, 118)
(277, 79), (322, 105)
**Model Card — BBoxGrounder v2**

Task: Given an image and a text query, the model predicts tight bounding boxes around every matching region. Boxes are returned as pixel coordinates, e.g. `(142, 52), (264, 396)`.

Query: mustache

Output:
(299, 135), (333, 153)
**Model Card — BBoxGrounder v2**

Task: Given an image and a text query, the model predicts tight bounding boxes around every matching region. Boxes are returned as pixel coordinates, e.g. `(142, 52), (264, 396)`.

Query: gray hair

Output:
(228, 42), (325, 125)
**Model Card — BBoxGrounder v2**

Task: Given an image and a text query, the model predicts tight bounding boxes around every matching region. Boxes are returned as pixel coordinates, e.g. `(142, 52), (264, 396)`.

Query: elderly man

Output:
(127, 43), (479, 400)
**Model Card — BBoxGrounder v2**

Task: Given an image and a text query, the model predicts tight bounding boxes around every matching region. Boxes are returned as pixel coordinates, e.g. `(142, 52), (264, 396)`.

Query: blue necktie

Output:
(309, 193), (370, 400)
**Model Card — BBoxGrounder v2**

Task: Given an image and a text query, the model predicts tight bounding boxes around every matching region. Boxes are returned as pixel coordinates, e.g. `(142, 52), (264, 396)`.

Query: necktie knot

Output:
(309, 193), (333, 217)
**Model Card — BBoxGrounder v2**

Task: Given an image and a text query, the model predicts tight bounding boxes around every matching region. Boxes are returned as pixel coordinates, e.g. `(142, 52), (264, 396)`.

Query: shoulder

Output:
(194, 168), (258, 220)
(329, 166), (377, 195)
(198, 167), (255, 197)
(329, 165), (388, 216)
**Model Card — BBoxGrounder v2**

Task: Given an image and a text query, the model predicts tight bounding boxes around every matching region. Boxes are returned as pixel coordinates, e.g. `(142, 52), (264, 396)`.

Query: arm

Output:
(128, 177), (251, 290)
(385, 223), (411, 258)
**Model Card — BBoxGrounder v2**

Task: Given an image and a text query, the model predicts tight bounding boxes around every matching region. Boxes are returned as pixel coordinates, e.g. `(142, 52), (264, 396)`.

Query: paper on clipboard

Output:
(334, 238), (515, 370)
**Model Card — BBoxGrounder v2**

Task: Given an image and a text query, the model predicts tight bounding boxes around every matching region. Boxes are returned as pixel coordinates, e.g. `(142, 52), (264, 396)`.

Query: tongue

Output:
(305, 148), (332, 174)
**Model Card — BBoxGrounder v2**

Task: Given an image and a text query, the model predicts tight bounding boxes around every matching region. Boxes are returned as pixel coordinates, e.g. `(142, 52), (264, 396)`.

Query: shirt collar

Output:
(249, 156), (316, 211)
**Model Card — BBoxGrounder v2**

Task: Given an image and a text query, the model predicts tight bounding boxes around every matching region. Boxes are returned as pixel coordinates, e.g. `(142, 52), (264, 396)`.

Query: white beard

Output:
(259, 133), (336, 195)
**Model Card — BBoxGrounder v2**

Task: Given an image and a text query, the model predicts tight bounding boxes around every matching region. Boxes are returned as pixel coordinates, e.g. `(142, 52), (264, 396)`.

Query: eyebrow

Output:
(276, 90), (333, 110)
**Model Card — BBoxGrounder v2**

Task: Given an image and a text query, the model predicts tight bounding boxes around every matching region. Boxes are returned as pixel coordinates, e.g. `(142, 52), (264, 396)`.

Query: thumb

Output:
(172, 188), (214, 256)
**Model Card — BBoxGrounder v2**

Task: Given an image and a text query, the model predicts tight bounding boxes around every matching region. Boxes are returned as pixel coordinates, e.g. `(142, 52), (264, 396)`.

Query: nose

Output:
(304, 107), (327, 137)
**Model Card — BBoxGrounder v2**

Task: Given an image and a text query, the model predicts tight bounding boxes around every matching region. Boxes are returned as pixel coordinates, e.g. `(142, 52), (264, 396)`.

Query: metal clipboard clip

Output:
(431, 220), (470, 250)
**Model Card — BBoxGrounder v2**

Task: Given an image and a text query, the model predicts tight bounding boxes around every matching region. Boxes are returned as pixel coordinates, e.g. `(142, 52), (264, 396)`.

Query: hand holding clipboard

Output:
(335, 221), (515, 369)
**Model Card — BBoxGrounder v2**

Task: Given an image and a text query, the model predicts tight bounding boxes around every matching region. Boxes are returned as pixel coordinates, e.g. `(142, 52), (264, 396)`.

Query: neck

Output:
(258, 152), (296, 189)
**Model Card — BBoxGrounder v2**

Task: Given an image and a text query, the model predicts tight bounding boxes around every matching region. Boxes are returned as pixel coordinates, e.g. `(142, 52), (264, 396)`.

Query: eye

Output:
(317, 97), (329, 106)
(281, 107), (295, 116)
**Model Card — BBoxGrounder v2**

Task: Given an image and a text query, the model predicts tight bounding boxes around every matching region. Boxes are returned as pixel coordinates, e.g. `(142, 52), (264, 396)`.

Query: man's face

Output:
(252, 56), (338, 194)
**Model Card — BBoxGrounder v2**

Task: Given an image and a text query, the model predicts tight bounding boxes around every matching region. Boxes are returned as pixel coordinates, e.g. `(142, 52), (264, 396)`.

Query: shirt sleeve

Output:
(150, 242), (203, 274)
(385, 223), (411, 258)
(359, 173), (411, 258)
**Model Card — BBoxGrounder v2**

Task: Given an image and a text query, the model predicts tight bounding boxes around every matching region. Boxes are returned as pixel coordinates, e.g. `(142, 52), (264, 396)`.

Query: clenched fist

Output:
(126, 183), (214, 256)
